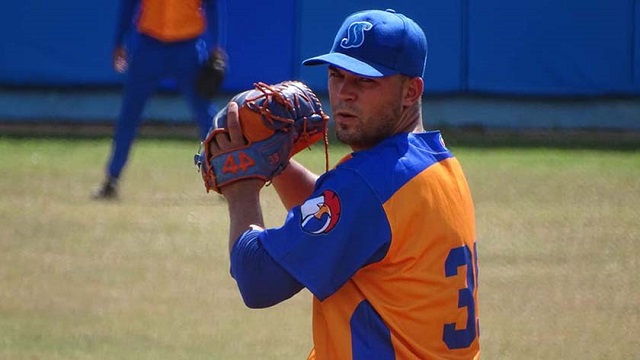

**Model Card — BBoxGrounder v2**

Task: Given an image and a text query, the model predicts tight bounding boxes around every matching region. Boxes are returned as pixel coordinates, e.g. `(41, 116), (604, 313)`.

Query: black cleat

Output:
(92, 179), (119, 200)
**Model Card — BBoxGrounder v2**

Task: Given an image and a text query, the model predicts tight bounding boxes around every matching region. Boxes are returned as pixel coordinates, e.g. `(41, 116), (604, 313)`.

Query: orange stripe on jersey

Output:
(309, 157), (480, 359)
(137, 0), (205, 42)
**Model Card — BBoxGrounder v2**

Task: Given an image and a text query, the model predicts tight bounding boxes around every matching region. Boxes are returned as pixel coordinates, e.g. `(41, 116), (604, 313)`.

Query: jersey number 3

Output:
(443, 243), (479, 350)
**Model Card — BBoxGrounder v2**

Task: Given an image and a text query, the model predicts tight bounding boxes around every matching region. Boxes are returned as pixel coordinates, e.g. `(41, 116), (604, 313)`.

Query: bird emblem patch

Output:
(300, 190), (341, 234)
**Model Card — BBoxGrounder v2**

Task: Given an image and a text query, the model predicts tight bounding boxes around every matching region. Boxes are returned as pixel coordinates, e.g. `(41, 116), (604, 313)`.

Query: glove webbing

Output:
(246, 82), (296, 128)
(251, 81), (330, 173)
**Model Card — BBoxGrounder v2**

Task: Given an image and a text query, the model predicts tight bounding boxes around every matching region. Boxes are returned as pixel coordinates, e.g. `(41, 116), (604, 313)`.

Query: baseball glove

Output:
(194, 81), (330, 193)
(195, 48), (227, 99)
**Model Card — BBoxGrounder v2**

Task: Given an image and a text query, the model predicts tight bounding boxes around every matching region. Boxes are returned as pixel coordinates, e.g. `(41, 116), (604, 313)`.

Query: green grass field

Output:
(0, 137), (638, 359)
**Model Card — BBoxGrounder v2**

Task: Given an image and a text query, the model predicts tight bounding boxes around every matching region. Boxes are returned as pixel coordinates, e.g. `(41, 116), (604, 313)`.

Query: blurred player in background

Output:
(93, 0), (228, 199)
(210, 9), (480, 359)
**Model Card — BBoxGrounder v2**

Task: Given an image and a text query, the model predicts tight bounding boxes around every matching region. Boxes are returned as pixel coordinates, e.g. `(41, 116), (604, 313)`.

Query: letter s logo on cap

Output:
(340, 21), (373, 49)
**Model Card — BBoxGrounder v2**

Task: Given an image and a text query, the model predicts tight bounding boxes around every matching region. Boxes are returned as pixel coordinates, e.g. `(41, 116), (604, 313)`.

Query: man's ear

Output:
(403, 77), (424, 106)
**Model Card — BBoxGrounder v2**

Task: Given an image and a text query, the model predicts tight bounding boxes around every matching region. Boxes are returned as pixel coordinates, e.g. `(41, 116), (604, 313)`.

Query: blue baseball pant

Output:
(106, 34), (214, 179)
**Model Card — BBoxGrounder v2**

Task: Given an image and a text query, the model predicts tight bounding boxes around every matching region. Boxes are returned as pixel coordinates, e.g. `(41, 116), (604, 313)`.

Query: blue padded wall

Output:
(223, 0), (296, 92)
(0, 0), (296, 92)
(467, 0), (640, 95)
(0, 2), (117, 85)
(0, 0), (638, 96)
(635, 0), (640, 89)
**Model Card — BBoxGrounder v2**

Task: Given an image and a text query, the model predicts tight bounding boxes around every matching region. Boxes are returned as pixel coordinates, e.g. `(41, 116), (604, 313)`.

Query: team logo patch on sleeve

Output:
(300, 190), (341, 234)
(439, 133), (447, 149)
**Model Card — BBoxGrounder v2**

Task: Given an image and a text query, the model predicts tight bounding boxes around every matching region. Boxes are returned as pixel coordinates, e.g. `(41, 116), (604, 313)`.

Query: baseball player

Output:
(93, 0), (228, 199)
(203, 9), (480, 359)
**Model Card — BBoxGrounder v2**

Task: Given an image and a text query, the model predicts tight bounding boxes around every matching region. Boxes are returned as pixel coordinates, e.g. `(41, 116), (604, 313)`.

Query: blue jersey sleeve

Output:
(230, 229), (304, 308)
(203, 0), (227, 50)
(261, 168), (392, 300)
(113, 0), (140, 47)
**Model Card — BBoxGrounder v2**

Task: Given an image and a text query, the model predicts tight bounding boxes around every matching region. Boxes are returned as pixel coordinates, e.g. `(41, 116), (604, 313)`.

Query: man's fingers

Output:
(208, 101), (245, 156)
(226, 102), (246, 145)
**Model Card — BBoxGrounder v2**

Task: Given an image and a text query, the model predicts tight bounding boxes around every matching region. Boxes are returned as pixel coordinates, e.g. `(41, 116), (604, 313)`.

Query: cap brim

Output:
(302, 52), (397, 78)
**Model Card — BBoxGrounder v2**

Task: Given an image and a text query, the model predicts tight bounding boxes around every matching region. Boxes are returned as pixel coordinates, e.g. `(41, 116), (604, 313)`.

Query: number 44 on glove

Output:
(194, 81), (330, 193)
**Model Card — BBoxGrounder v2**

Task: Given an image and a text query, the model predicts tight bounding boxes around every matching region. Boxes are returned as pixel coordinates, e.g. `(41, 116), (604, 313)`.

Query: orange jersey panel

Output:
(310, 157), (479, 358)
(137, 0), (205, 42)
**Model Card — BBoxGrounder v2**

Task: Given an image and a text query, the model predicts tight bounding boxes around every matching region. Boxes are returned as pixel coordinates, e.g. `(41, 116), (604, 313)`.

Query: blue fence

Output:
(1, 0), (639, 96)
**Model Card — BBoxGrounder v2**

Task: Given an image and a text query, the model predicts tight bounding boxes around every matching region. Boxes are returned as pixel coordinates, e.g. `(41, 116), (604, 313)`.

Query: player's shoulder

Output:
(327, 131), (454, 202)
(338, 131), (453, 173)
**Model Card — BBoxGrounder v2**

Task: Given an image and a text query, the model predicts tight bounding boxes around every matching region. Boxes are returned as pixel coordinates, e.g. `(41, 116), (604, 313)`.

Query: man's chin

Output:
(336, 132), (364, 150)
(335, 129), (354, 145)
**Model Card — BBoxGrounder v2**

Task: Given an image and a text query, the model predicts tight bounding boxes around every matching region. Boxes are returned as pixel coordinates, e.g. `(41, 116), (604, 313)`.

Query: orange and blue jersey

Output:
(245, 131), (480, 359)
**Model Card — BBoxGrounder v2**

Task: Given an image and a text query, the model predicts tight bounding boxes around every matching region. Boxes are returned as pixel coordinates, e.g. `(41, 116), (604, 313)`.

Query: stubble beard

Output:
(335, 104), (401, 150)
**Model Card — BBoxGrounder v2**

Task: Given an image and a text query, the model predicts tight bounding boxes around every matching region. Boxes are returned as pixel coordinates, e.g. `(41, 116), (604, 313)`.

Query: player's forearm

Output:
(272, 159), (319, 210)
(114, 0), (139, 46)
(223, 184), (265, 253)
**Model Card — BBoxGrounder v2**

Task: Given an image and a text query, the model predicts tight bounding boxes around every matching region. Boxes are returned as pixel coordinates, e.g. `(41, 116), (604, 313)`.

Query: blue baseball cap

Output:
(303, 9), (428, 78)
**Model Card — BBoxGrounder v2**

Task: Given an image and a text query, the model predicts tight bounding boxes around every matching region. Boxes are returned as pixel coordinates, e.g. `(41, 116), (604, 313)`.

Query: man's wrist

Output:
(221, 179), (265, 204)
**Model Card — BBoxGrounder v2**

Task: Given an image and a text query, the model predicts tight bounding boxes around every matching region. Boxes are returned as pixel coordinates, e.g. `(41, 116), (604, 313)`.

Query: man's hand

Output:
(209, 102), (266, 250)
(113, 46), (128, 73)
(194, 80), (329, 194)
(208, 102), (267, 197)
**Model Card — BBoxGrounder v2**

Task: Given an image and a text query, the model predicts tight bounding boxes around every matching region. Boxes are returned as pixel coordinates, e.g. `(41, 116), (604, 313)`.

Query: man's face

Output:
(328, 66), (407, 151)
